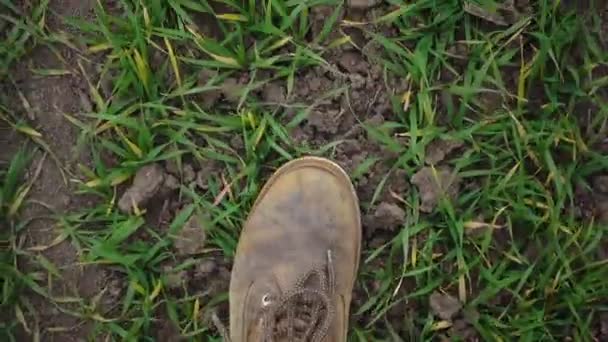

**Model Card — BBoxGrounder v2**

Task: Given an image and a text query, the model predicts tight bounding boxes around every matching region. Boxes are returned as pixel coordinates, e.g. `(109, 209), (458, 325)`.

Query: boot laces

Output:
(215, 251), (336, 342)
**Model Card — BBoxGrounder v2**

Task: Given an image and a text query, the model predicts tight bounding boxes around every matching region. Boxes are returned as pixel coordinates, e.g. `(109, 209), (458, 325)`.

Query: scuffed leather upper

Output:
(229, 157), (361, 341)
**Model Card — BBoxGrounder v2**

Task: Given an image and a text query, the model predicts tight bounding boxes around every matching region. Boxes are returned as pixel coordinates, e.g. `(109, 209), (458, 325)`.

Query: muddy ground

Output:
(1, 0), (608, 341)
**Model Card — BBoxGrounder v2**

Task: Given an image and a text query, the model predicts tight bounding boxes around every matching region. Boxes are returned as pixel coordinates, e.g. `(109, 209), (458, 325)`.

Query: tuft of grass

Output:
(349, 0), (608, 340)
(0, 1), (56, 340)
(0, 0), (48, 78)
(0, 147), (36, 341)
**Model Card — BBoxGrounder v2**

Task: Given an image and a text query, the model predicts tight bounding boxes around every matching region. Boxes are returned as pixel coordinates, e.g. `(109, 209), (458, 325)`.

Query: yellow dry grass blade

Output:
(142, 3), (151, 31)
(88, 42), (113, 53)
(8, 185), (31, 217)
(266, 36), (292, 53)
(193, 298), (200, 320)
(114, 127), (143, 158)
(216, 13), (248, 22)
(94, 103), (140, 135)
(185, 25), (240, 67)
(8, 153), (46, 217)
(253, 116), (268, 149)
(517, 40), (538, 109)
(85, 178), (102, 188)
(431, 320), (453, 331)
(164, 37), (181, 89)
(149, 279), (162, 301)
(28, 232), (68, 252)
(208, 52), (240, 67)
(341, 19), (369, 26)
(15, 305), (30, 334)
(132, 281), (146, 295)
(78, 60), (106, 113)
(458, 259), (467, 303)
(85, 170), (131, 188)
(327, 35), (352, 49)
(500, 161), (520, 189)
(110, 171), (132, 186)
(411, 238), (417, 267)
(108, 187), (117, 215)
(89, 313), (115, 323)
(132, 49), (151, 94)
(377, 6), (411, 23)
(16, 125), (43, 138)
(401, 90), (412, 112)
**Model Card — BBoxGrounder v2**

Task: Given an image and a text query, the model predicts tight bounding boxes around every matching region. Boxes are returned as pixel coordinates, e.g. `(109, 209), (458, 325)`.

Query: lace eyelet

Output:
(262, 293), (274, 307)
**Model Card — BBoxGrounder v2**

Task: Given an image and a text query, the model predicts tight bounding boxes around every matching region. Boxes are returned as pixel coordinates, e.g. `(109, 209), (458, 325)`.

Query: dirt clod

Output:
(593, 175), (608, 193)
(196, 160), (222, 190)
(335, 139), (365, 173)
(118, 164), (166, 213)
(163, 264), (186, 289)
(196, 170), (210, 190)
(197, 69), (222, 108)
(347, 0), (381, 9)
(164, 159), (180, 175)
(173, 212), (207, 256)
(338, 51), (368, 74)
(308, 109), (340, 134)
(262, 82), (286, 103)
(595, 195), (608, 224)
(191, 257), (230, 296)
(425, 138), (464, 165)
(600, 312), (608, 337)
(230, 135), (244, 151)
(221, 77), (243, 104)
(430, 292), (462, 321)
(183, 163), (196, 183)
(155, 315), (183, 341)
(369, 202), (406, 231)
(449, 319), (478, 340)
(195, 259), (218, 277)
(412, 166), (461, 213)
(463, 1), (522, 26)
(163, 174), (180, 190)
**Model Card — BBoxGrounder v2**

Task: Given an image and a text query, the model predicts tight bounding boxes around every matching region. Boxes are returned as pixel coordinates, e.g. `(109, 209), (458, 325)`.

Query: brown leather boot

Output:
(229, 157), (361, 341)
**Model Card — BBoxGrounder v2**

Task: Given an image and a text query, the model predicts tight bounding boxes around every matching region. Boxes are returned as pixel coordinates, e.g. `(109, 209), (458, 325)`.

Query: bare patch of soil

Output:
(1, 1), (110, 340)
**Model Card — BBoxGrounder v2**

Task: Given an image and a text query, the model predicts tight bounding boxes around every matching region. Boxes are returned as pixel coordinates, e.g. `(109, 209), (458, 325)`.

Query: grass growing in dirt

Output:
(4, 0), (608, 340)
(0, 1), (48, 77)
(0, 147), (31, 339)
(0, 1), (55, 340)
